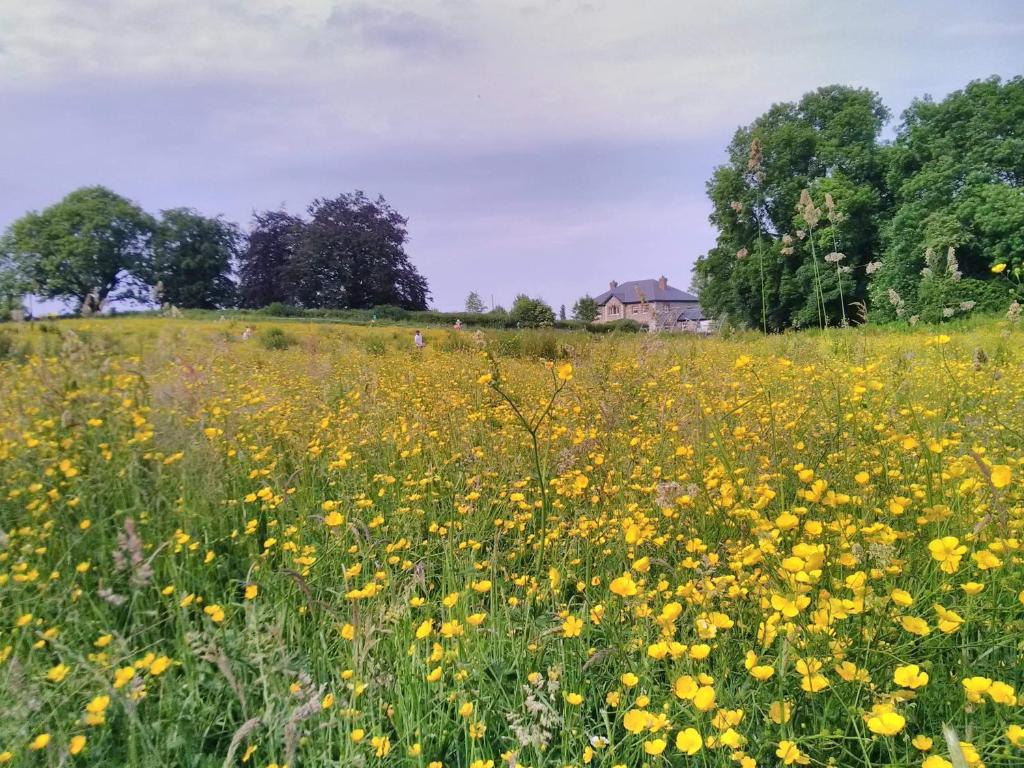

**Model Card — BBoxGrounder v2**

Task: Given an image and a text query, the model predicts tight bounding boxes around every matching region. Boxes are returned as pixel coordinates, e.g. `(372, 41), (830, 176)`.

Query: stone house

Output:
(593, 277), (707, 331)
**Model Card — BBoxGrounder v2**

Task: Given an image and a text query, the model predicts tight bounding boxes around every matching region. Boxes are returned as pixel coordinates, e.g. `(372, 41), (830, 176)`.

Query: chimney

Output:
(609, 280), (618, 290)
(658, 275), (668, 291)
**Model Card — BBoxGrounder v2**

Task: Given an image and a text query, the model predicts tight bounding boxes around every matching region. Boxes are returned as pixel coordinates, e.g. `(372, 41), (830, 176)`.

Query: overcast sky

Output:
(1, 1), (1022, 312)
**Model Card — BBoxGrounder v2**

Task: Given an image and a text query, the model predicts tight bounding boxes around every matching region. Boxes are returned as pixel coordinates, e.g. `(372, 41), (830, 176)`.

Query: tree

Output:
(571, 295), (598, 323)
(510, 294), (555, 327)
(559, 304), (566, 321)
(237, 210), (304, 309)
(0, 236), (30, 315)
(291, 192), (429, 310)
(870, 76), (1024, 319)
(146, 209), (240, 309)
(5, 186), (155, 309)
(465, 291), (485, 313)
(695, 86), (890, 329)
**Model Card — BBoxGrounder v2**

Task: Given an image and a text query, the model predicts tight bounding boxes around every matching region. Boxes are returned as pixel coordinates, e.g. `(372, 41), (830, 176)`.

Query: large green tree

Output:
(147, 208), (240, 309)
(870, 76), (1024, 319)
(5, 186), (155, 309)
(694, 85), (890, 329)
(291, 192), (430, 310)
(237, 210), (304, 309)
(572, 295), (598, 323)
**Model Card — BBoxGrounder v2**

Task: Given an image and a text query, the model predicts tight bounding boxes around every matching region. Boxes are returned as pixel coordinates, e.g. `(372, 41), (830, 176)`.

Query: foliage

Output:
(464, 291), (486, 313)
(294, 192), (429, 310)
(572, 295), (599, 323)
(4, 186), (155, 308)
(236, 194), (430, 311)
(146, 208), (240, 309)
(0, 318), (1022, 766)
(0, 238), (30, 314)
(871, 76), (1024, 319)
(696, 86), (890, 329)
(237, 211), (304, 309)
(510, 294), (556, 327)
(257, 326), (296, 350)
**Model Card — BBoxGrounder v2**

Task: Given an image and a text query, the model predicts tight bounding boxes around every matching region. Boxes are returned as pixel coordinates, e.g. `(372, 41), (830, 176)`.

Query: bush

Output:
(510, 295), (556, 327)
(261, 302), (303, 317)
(258, 327), (297, 350)
(363, 337), (387, 355)
(588, 319), (643, 333)
(916, 277), (1017, 323)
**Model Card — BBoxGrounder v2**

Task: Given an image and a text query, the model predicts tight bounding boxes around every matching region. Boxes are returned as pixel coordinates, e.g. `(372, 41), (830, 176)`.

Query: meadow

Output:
(0, 317), (1022, 768)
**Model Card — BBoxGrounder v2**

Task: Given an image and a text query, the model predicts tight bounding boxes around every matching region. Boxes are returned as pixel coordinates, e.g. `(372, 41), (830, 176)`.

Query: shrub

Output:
(262, 302), (303, 317)
(258, 327), (297, 350)
(363, 337), (387, 355)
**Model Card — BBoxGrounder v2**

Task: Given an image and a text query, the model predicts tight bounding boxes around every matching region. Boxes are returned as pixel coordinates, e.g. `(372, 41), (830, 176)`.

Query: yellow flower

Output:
(415, 619), (433, 639)
(643, 738), (666, 756)
(776, 740), (810, 765)
(990, 464), (1012, 489)
(609, 572), (638, 597)
(894, 664), (929, 689)
(351, 729), (365, 743)
(46, 663), (70, 683)
(928, 536), (966, 574)
(556, 363), (573, 382)
(673, 675), (697, 700)
(477, 373), (493, 385)
(370, 735), (391, 757)
(769, 700), (792, 724)
(1007, 724), (1024, 747)
(459, 701), (474, 718)
(987, 680), (1017, 705)
(933, 604), (963, 633)
(692, 686), (716, 711)
(900, 615), (931, 636)
(244, 584), (258, 600)
(113, 665), (136, 689)
(675, 727), (702, 755)
(992, 263), (1007, 273)
(340, 623), (355, 640)
(29, 733), (50, 751)
(69, 735), (87, 755)
(323, 511), (345, 526)
(562, 615), (583, 638)
(962, 676), (992, 702)
(149, 656), (172, 676)
(912, 735), (933, 751)
(564, 691), (583, 706)
(623, 709), (651, 734)
(866, 711), (905, 736)
(203, 604), (225, 623)
(922, 757), (953, 768)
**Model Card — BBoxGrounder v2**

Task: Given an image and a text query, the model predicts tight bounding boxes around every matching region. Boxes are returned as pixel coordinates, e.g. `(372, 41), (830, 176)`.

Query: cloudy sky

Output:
(1, 1), (1022, 311)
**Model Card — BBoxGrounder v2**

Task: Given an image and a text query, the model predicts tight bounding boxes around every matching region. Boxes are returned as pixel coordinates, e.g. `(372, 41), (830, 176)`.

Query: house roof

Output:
(676, 305), (706, 322)
(595, 279), (698, 305)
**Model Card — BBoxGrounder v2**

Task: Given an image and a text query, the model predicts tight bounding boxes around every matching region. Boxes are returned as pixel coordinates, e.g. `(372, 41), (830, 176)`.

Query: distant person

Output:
(453, 319), (463, 331)
(242, 326), (253, 341)
(414, 330), (425, 349)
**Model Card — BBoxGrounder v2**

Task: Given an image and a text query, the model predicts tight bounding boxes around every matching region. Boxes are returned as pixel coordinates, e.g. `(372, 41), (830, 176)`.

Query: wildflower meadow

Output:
(1, 317), (1022, 768)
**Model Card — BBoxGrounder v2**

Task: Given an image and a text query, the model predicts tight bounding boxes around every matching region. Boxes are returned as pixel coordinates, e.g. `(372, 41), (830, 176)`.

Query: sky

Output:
(1, 1), (1022, 313)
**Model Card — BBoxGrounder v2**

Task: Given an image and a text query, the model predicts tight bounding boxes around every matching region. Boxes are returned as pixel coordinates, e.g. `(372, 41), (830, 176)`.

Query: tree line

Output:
(695, 75), (1024, 330)
(0, 188), (430, 315)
